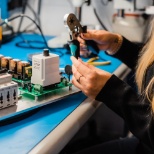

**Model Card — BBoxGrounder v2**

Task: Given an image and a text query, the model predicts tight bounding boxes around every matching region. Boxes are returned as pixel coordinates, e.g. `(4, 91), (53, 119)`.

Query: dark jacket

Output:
(95, 37), (154, 154)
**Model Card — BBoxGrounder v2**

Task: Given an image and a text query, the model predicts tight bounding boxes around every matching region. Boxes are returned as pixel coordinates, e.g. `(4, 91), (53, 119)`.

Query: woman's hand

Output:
(71, 56), (112, 99)
(77, 30), (122, 55)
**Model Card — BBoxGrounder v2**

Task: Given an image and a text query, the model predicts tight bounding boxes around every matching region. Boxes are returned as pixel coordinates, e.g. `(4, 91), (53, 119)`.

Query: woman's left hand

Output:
(71, 56), (112, 99)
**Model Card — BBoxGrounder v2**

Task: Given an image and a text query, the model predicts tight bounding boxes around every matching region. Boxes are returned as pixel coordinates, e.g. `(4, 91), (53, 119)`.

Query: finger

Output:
(80, 30), (97, 41)
(71, 56), (92, 77)
(72, 65), (86, 84)
(72, 76), (83, 90)
(77, 36), (86, 45)
(72, 64), (82, 79)
(82, 61), (106, 74)
(72, 76), (88, 97)
(78, 59), (109, 77)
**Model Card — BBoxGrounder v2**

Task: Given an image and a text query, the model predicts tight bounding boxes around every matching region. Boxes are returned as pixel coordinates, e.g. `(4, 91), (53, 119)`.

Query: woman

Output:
(70, 22), (154, 153)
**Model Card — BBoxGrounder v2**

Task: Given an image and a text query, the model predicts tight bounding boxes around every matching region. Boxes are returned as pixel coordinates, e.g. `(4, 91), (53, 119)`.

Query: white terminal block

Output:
(0, 81), (18, 109)
(0, 73), (12, 84)
(31, 53), (61, 87)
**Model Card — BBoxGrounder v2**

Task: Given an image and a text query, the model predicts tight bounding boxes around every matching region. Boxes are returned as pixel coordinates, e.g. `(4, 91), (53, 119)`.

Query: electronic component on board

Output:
(9, 59), (20, 75)
(34, 84), (43, 93)
(17, 61), (30, 80)
(17, 61), (30, 74)
(24, 66), (32, 79)
(0, 17), (2, 47)
(1, 56), (12, 70)
(31, 49), (61, 87)
(0, 54), (4, 69)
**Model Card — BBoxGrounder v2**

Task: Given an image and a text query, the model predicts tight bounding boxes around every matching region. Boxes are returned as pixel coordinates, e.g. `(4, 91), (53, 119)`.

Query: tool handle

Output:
(82, 26), (100, 56)
(68, 40), (80, 59)
(88, 61), (111, 66)
(86, 40), (100, 56)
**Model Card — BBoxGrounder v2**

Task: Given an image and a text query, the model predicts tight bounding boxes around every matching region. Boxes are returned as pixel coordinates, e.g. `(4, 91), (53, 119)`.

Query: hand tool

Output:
(64, 13), (99, 58)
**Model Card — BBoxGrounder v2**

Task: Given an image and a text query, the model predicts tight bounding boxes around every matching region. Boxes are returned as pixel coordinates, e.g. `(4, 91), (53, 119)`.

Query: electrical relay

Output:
(31, 49), (61, 87)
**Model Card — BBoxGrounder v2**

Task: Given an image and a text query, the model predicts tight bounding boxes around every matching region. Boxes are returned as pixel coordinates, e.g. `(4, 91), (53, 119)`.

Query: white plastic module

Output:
(0, 81), (18, 109)
(0, 73), (12, 84)
(31, 51), (61, 87)
(0, 73), (18, 109)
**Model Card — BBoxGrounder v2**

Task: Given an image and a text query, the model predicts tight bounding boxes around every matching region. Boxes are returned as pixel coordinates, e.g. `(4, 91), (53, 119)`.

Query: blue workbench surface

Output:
(0, 92), (87, 154)
(0, 34), (121, 154)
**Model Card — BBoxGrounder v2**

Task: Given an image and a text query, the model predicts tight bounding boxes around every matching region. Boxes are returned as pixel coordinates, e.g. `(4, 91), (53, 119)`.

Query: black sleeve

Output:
(95, 75), (154, 153)
(106, 37), (143, 69)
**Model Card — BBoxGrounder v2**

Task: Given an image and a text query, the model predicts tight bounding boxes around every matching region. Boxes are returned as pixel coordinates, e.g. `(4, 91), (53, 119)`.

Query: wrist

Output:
(106, 34), (123, 55)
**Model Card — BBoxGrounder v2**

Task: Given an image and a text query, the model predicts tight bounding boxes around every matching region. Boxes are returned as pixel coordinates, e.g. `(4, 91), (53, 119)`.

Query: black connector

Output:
(7, 91), (10, 102)
(13, 90), (16, 100)
(0, 93), (3, 104)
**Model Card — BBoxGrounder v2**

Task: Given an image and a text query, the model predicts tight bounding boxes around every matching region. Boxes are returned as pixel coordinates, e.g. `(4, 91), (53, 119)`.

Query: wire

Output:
(93, 8), (108, 31)
(17, 0), (28, 32)
(17, 0), (41, 33)
(26, 2), (42, 31)
(37, 0), (42, 28)
(0, 14), (65, 57)
(16, 39), (46, 49)
(0, 14), (49, 49)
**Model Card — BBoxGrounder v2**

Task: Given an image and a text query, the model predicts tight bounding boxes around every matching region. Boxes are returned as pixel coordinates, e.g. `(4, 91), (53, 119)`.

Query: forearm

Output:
(106, 37), (143, 69)
(95, 75), (154, 152)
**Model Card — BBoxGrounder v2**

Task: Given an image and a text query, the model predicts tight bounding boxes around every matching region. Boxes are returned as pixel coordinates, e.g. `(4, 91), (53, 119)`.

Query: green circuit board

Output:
(0, 51), (73, 101)
(12, 77), (72, 100)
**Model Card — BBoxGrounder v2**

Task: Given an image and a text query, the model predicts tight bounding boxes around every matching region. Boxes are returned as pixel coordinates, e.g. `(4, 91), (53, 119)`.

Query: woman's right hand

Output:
(77, 29), (122, 55)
